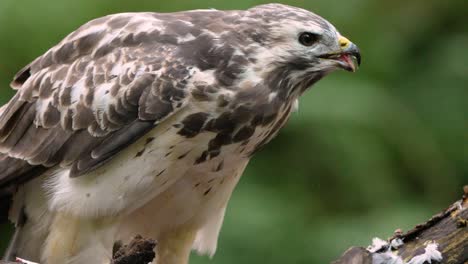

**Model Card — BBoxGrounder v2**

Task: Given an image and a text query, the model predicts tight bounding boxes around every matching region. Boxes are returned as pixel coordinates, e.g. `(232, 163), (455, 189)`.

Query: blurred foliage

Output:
(0, 0), (467, 263)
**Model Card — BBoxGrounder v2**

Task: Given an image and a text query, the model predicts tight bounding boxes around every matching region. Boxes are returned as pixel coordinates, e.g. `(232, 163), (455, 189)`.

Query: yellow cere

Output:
(339, 36), (351, 49)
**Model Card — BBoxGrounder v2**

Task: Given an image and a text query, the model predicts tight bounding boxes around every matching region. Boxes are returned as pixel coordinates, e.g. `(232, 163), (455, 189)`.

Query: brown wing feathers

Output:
(0, 13), (193, 191)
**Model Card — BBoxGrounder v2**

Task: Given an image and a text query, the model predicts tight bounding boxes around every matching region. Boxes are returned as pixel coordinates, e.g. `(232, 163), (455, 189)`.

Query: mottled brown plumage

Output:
(1, 4), (360, 264)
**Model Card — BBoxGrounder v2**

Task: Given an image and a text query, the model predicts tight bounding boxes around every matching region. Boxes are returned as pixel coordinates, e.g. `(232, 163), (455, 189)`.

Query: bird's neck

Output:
(264, 66), (326, 101)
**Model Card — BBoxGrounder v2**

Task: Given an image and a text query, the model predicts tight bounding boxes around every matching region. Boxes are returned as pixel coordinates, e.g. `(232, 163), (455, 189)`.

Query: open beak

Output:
(319, 36), (361, 72)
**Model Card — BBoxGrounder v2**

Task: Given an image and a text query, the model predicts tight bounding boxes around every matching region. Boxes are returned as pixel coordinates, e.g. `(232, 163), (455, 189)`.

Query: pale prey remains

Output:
(0, 3), (360, 264)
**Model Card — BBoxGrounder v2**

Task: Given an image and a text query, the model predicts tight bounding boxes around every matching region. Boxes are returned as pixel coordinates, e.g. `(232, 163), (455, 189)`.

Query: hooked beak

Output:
(319, 36), (361, 72)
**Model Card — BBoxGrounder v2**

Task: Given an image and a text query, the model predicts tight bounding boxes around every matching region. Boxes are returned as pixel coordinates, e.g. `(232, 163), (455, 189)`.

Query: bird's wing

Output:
(0, 13), (194, 189)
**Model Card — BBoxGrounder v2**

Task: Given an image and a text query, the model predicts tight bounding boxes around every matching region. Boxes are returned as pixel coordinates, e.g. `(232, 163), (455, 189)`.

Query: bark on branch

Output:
(3, 187), (466, 264)
(111, 235), (157, 264)
(0, 235), (157, 264)
(333, 186), (468, 264)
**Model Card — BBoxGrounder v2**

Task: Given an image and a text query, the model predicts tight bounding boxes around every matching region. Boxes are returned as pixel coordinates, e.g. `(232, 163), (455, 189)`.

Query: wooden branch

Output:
(0, 235), (156, 264)
(333, 185), (468, 264)
(3, 187), (466, 264)
(111, 235), (157, 264)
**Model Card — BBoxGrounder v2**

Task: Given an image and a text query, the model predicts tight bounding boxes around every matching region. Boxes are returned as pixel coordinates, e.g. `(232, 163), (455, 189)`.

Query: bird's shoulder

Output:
(0, 14), (206, 186)
(0, 8), (276, 189)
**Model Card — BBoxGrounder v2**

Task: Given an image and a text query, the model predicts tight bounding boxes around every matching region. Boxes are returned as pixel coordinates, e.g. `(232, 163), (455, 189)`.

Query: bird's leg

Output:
(155, 226), (197, 264)
(43, 213), (119, 264)
(2, 206), (26, 261)
(41, 213), (81, 264)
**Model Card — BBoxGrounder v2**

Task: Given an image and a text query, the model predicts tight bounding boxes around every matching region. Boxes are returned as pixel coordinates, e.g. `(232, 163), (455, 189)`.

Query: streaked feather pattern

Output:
(0, 4), (358, 264)
(0, 13), (194, 184)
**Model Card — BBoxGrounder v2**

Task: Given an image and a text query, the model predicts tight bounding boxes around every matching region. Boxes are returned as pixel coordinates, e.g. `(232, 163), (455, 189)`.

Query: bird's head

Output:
(241, 4), (361, 95)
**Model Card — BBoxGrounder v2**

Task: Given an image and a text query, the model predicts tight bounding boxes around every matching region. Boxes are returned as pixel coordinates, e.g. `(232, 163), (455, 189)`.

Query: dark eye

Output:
(298, 32), (319, 46)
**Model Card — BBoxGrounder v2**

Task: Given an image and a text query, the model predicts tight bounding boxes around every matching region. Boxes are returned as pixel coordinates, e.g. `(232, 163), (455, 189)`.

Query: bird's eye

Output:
(298, 32), (319, 46)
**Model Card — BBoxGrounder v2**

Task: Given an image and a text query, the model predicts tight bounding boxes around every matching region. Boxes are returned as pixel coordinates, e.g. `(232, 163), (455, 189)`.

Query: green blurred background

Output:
(0, 0), (466, 263)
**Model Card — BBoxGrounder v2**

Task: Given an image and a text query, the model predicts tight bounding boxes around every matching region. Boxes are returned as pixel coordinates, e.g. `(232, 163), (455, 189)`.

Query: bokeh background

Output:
(0, 0), (466, 263)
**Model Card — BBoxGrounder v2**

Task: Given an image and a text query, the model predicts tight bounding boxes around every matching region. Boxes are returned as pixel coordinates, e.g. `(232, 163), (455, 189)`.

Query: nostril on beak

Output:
(338, 36), (351, 48)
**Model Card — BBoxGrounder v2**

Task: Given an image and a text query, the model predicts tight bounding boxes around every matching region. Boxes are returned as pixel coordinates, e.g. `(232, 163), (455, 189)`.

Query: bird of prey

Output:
(0, 3), (360, 264)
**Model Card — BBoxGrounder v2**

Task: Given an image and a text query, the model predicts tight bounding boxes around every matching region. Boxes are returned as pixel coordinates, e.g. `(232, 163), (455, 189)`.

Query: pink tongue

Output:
(340, 54), (355, 71)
